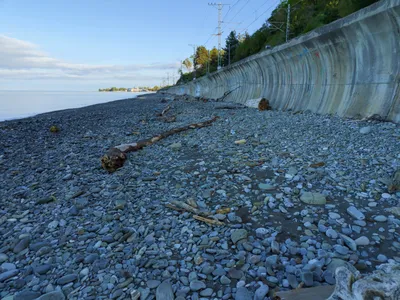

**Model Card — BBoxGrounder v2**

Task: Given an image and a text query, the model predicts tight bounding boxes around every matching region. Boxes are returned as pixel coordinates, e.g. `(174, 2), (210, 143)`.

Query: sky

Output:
(0, 0), (281, 91)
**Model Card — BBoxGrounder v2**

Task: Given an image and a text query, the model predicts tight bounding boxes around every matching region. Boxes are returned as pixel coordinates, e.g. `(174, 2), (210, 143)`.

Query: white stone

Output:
(255, 228), (269, 238)
(169, 142), (182, 150)
(374, 215), (387, 222)
(300, 192), (326, 205)
(0, 253), (8, 264)
(355, 236), (370, 246)
(347, 206), (365, 220)
(258, 183), (275, 190)
(339, 234), (357, 251)
(329, 212), (341, 220)
(326, 228), (338, 239)
(80, 267), (89, 276)
(388, 207), (400, 217)
(48, 220), (59, 229)
(359, 126), (371, 134)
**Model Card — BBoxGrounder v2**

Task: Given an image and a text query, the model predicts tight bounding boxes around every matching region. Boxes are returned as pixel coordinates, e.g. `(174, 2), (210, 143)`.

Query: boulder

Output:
(300, 192), (326, 205)
(328, 263), (400, 300)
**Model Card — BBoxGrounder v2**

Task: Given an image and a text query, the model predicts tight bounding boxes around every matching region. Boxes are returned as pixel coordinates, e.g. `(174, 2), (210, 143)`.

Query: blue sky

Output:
(0, 0), (281, 91)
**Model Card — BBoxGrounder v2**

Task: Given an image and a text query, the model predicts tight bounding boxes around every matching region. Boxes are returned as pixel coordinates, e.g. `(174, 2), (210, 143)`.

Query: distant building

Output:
(128, 87), (142, 92)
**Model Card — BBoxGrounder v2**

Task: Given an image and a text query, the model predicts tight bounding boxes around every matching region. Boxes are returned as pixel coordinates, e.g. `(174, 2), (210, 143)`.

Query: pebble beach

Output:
(0, 92), (399, 299)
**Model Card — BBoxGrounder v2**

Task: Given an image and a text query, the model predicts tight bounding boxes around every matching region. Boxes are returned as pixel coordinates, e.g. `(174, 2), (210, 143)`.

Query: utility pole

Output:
(286, 3), (291, 42)
(188, 44), (196, 80)
(228, 42), (240, 66)
(167, 72), (170, 86)
(207, 50), (210, 74)
(228, 43), (230, 66)
(208, 2), (229, 70)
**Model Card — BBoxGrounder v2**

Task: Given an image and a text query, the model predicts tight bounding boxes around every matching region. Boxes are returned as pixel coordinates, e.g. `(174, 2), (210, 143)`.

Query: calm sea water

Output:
(0, 91), (148, 122)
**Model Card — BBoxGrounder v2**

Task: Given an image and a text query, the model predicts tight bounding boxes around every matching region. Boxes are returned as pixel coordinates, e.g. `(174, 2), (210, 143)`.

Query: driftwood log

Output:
(244, 98), (272, 111)
(158, 104), (171, 117)
(101, 116), (219, 172)
(217, 86), (241, 102)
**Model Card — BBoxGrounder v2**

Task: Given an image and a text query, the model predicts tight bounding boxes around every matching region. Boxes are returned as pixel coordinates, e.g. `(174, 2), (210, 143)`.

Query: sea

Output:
(0, 91), (148, 122)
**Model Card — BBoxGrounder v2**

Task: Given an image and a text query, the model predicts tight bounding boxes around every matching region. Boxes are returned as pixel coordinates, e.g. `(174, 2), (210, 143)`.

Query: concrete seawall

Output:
(167, 0), (400, 122)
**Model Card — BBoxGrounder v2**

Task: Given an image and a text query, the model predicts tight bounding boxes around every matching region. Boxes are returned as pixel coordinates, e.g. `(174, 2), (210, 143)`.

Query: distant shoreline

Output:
(0, 90), (148, 122)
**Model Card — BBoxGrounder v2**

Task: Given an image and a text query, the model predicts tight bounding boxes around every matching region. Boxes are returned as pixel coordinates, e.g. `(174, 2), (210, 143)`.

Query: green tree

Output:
(223, 31), (239, 66)
(338, 0), (378, 17)
(209, 47), (219, 72)
(194, 46), (209, 69)
(182, 58), (192, 72)
(233, 32), (251, 62)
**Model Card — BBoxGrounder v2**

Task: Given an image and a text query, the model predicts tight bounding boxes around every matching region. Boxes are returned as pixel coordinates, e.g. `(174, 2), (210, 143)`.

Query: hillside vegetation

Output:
(178, 0), (379, 84)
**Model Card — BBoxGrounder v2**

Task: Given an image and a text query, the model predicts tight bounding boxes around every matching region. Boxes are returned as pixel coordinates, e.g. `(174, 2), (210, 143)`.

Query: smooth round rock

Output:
(326, 229), (338, 239)
(235, 287), (252, 300)
(355, 236), (370, 246)
(374, 215), (387, 222)
(190, 280), (206, 291)
(329, 212), (341, 220)
(156, 281), (174, 300)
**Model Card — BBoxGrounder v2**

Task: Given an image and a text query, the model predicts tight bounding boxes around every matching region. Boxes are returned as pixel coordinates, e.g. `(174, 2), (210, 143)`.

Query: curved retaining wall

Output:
(168, 0), (400, 122)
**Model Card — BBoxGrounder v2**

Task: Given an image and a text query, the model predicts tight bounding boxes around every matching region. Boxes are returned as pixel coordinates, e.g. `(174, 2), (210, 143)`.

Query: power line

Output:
(203, 27), (219, 46)
(223, 0), (277, 36)
(235, 0), (274, 30)
(221, 0), (251, 32)
(238, 1), (278, 34)
(204, 1), (239, 47)
(222, 0), (241, 20)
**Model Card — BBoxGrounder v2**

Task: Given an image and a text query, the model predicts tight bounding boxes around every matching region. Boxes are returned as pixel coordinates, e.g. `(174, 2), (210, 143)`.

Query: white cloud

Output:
(0, 34), (179, 83)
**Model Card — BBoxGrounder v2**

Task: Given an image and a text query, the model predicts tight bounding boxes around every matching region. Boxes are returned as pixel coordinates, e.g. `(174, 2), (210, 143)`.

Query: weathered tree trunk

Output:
(101, 116), (219, 173)
(244, 98), (272, 111)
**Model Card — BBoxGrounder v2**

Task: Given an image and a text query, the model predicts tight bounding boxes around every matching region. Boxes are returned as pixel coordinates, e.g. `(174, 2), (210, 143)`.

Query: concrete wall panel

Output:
(167, 0), (400, 122)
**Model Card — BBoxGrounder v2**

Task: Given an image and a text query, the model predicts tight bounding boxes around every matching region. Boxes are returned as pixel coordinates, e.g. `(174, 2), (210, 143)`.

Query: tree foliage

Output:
(182, 58), (192, 72)
(209, 47), (219, 72)
(195, 46), (209, 69)
(223, 30), (239, 66)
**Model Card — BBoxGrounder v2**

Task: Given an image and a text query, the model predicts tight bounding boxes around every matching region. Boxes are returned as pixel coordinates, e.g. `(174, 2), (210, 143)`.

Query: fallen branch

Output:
(193, 215), (224, 226)
(217, 86), (241, 102)
(165, 203), (184, 212)
(101, 116), (219, 172)
(157, 97), (175, 116)
(165, 200), (225, 226)
(170, 200), (210, 216)
(158, 105), (171, 117)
